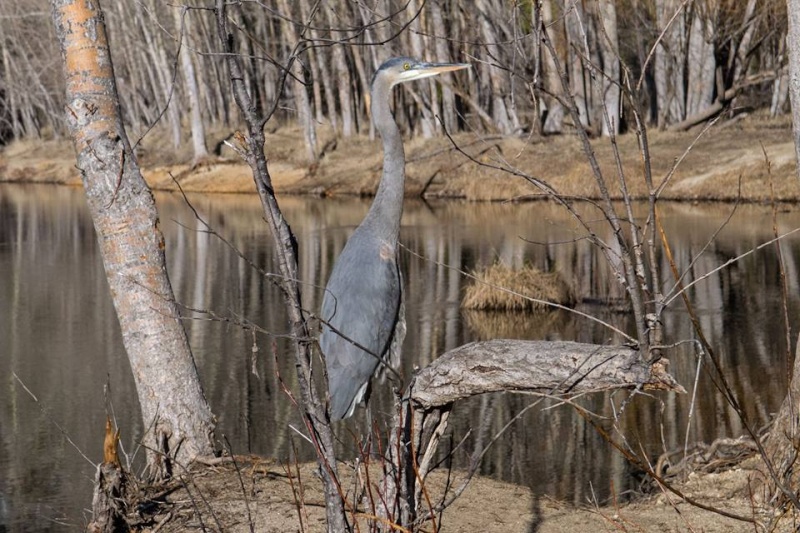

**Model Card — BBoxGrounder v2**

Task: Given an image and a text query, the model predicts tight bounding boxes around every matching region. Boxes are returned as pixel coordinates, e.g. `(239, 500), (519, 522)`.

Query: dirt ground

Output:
(6, 115), (800, 531)
(131, 456), (793, 533)
(1, 112), (798, 202)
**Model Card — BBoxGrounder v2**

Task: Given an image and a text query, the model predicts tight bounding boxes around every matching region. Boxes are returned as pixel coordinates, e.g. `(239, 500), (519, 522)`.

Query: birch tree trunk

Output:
(565, 2), (591, 129)
(685, 9), (715, 117)
(50, 0), (215, 478)
(788, 0), (800, 178)
(278, 0), (317, 162)
(430, 0), (458, 133)
(541, 0), (566, 133)
(598, 0), (620, 136)
(173, 6), (209, 164)
(407, 0), (435, 138)
(654, 0), (687, 127)
(476, 0), (515, 134)
(761, 0), (800, 500)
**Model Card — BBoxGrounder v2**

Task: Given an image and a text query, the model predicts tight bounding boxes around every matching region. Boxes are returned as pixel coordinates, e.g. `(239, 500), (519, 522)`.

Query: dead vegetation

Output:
(2, 114), (798, 202)
(116, 457), (783, 533)
(124, 459), (535, 533)
(461, 263), (575, 311)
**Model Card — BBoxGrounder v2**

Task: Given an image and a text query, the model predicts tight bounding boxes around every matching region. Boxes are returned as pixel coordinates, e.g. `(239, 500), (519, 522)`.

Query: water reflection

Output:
(1, 184), (798, 529)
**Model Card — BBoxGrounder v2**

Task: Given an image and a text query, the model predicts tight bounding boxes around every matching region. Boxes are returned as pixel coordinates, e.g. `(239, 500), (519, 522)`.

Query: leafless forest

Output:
(10, 0), (800, 530)
(0, 0), (790, 157)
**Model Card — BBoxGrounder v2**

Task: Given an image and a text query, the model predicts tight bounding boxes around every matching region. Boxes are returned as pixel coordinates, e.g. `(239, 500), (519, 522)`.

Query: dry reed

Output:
(461, 263), (575, 311)
(462, 309), (567, 340)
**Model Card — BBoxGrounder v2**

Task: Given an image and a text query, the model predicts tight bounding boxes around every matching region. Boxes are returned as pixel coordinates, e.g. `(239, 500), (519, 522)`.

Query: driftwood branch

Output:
(667, 70), (779, 132)
(408, 339), (685, 410)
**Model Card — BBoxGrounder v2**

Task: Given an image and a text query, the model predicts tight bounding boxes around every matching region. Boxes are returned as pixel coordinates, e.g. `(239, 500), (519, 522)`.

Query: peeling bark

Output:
(87, 419), (128, 533)
(409, 339), (684, 410)
(380, 339), (683, 525)
(50, 0), (215, 477)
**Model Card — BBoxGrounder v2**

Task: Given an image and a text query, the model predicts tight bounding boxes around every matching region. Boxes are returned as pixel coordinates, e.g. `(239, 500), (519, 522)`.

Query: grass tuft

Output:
(462, 263), (575, 311)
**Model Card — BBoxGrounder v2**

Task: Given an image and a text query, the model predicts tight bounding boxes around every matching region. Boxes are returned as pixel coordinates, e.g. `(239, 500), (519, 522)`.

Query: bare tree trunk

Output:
(598, 0), (620, 136)
(0, 41), (21, 139)
(476, 0), (515, 134)
(332, 43), (354, 136)
(430, 0), (458, 133)
(214, 1), (347, 530)
(50, 0), (215, 478)
(734, 0), (758, 81)
(753, 0), (800, 504)
(408, 0), (435, 137)
(311, 29), (337, 132)
(685, 9), (715, 117)
(173, 6), (209, 164)
(541, 0), (566, 133)
(137, 0), (182, 147)
(788, 0), (800, 179)
(654, 0), (687, 127)
(351, 44), (373, 138)
(278, 0), (317, 162)
(565, 1), (591, 130)
(409, 340), (683, 410)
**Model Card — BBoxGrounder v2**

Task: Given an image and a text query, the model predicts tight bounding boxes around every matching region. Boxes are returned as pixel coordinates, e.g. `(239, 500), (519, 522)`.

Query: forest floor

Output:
(1, 111), (799, 202)
(6, 114), (800, 532)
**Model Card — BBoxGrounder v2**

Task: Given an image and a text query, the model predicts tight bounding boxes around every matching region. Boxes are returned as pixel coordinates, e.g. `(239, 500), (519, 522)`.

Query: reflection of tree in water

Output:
(6, 190), (800, 522)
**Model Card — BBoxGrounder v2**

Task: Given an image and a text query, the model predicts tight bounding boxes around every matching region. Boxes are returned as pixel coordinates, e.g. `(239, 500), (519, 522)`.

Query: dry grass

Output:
(461, 263), (575, 311)
(136, 458), (767, 532)
(462, 309), (568, 340)
(3, 113), (798, 201)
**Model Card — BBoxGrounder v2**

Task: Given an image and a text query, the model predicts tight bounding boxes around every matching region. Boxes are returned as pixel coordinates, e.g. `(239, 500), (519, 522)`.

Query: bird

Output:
(320, 57), (470, 420)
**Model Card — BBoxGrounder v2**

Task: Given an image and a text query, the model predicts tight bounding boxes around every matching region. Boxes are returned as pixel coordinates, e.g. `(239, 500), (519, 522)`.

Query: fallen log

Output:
(408, 339), (684, 410)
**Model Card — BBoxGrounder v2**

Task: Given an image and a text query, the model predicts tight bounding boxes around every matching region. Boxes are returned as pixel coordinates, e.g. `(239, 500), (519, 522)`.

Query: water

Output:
(1, 184), (798, 530)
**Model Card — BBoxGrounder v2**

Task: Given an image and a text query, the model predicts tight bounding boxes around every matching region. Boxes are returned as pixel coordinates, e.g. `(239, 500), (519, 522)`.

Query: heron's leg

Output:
(365, 403), (375, 451)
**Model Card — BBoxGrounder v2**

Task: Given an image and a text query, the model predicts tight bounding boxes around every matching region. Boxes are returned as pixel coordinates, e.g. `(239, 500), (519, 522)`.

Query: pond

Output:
(1, 183), (798, 530)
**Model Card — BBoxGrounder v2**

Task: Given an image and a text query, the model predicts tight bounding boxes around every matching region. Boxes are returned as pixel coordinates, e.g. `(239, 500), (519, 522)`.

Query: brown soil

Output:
(7, 116), (800, 531)
(130, 456), (792, 532)
(1, 113), (797, 202)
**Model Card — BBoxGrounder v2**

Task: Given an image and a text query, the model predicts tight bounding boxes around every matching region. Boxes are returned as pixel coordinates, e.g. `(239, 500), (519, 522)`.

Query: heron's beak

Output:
(400, 62), (471, 83)
(420, 62), (471, 74)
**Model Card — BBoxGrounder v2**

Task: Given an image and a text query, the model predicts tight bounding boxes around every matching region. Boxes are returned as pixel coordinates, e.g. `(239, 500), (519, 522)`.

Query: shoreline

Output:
(1, 116), (798, 203)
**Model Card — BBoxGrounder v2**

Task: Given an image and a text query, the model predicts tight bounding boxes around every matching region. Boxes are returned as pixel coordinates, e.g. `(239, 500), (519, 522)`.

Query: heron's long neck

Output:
(362, 77), (404, 243)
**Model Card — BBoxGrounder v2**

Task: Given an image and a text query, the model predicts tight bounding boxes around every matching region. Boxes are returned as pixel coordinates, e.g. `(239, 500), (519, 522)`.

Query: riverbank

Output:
(1, 113), (797, 202)
(138, 456), (777, 532)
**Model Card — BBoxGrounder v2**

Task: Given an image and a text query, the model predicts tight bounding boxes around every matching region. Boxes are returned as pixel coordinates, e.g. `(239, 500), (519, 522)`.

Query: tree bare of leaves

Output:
(5, 0), (790, 152)
(761, 0), (800, 508)
(50, 0), (215, 482)
(213, 1), (348, 530)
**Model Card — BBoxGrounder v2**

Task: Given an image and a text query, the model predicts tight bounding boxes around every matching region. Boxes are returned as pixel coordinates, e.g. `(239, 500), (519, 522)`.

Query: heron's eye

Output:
(403, 62), (411, 71)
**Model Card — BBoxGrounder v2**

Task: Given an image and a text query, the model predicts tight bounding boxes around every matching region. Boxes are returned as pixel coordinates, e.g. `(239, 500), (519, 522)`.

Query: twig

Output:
(223, 435), (255, 533)
(663, 226), (800, 308)
(12, 372), (96, 467)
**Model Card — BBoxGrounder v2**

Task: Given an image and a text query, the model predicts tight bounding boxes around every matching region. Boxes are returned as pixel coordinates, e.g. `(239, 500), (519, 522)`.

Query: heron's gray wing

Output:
(320, 237), (403, 419)
(377, 259), (404, 384)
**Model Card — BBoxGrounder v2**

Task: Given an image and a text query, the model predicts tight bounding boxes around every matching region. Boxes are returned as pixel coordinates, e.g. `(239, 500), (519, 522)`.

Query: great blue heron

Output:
(320, 57), (469, 420)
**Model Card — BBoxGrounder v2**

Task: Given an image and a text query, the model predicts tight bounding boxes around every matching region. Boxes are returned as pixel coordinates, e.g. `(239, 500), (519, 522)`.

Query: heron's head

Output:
(372, 57), (470, 89)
